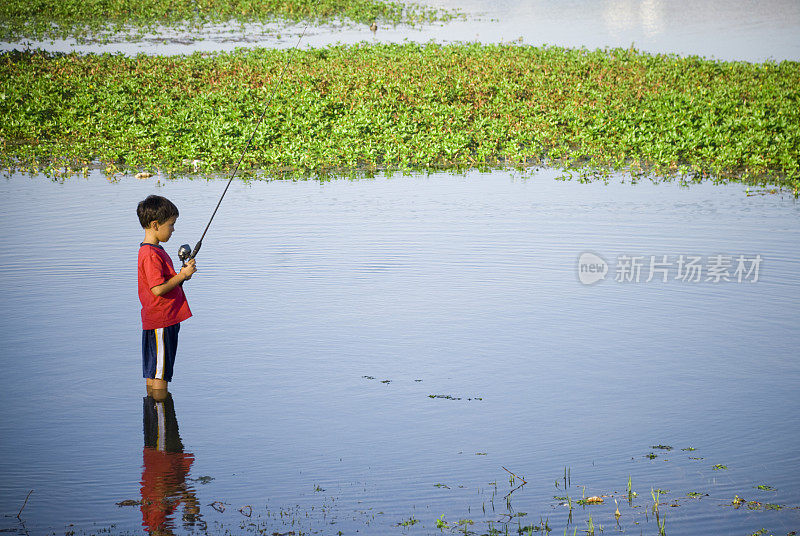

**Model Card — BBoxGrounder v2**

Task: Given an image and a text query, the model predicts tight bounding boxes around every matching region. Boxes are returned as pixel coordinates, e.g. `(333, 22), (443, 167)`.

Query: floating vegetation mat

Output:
(0, 0), (457, 42)
(0, 44), (798, 191)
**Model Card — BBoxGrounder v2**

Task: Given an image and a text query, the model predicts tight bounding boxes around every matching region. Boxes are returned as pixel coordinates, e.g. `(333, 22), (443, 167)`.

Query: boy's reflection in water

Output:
(141, 392), (201, 534)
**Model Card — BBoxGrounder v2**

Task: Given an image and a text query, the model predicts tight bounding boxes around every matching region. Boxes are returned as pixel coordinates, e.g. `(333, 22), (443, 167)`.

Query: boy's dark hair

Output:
(137, 195), (179, 228)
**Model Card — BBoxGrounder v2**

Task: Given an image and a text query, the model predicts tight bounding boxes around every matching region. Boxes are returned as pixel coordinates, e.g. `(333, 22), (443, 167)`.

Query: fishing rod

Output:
(178, 24), (311, 267)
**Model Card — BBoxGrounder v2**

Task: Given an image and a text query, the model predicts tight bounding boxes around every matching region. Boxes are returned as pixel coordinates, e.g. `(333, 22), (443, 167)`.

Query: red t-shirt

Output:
(138, 243), (192, 330)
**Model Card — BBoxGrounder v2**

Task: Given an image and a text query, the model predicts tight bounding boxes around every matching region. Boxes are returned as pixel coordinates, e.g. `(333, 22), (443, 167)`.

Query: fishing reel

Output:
(178, 244), (192, 267)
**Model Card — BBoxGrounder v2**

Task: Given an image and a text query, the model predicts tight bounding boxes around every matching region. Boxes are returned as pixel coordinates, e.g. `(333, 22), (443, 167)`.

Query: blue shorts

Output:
(142, 323), (181, 382)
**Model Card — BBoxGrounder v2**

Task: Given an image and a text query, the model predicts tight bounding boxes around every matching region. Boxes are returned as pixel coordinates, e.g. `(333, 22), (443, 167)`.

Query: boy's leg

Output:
(150, 379), (168, 390)
(145, 378), (168, 389)
(142, 324), (180, 390)
(144, 379), (168, 402)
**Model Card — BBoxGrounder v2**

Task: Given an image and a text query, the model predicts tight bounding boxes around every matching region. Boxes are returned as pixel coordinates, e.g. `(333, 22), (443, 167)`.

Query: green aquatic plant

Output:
(626, 476), (637, 502)
(651, 487), (661, 513)
(0, 0), (458, 42)
(755, 485), (777, 491)
(519, 521), (551, 535)
(1, 45), (798, 192)
(657, 514), (667, 536)
(397, 516), (419, 526)
(733, 498), (785, 511)
(456, 518), (474, 534)
(584, 515), (602, 535)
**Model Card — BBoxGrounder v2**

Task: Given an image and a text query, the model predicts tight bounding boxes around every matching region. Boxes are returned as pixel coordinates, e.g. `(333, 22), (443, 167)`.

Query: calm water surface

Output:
(0, 169), (799, 535)
(2, 0), (799, 61)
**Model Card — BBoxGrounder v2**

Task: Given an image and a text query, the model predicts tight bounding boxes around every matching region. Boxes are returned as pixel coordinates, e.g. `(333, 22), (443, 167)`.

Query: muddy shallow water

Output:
(2, 0), (799, 61)
(0, 169), (798, 535)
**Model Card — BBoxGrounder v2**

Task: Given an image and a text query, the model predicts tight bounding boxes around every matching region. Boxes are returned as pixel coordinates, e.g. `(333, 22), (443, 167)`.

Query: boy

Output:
(137, 195), (197, 398)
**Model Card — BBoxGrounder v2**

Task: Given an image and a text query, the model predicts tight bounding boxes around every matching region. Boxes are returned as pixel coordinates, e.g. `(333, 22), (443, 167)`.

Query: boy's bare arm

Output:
(150, 260), (196, 297)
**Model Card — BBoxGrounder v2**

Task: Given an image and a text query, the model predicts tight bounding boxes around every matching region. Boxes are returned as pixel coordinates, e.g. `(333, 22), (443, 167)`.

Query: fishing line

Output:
(179, 22), (312, 265)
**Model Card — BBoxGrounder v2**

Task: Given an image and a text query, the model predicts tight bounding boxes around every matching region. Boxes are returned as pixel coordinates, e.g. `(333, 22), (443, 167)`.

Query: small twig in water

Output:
(502, 466), (527, 484)
(503, 482), (526, 500)
(17, 490), (33, 518)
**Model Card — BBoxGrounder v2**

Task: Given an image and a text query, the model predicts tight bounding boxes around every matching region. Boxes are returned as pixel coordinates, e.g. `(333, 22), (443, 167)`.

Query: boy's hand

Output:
(180, 259), (197, 280)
